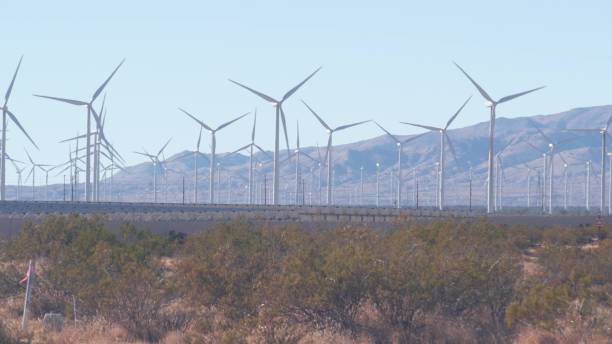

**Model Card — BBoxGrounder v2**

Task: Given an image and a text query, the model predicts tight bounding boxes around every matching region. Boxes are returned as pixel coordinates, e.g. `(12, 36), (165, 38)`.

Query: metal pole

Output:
(21, 259), (35, 330)
(376, 163), (380, 207)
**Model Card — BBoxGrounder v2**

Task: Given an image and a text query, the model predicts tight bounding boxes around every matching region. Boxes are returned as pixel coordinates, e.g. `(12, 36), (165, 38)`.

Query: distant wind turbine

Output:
(566, 113), (612, 214)
(134, 138), (172, 203)
(302, 100), (369, 205)
(401, 96), (471, 210)
(34, 59), (125, 202)
(454, 62), (544, 213)
(374, 122), (427, 208)
(229, 67), (321, 205)
(0, 56), (39, 201)
(180, 108), (249, 204)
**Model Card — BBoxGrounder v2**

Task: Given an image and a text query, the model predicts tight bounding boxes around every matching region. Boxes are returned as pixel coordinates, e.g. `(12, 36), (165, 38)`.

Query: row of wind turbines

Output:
(1, 56), (611, 214)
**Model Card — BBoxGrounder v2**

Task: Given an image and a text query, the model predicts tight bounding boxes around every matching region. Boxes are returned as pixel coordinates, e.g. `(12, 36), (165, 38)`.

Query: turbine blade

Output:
(453, 62), (494, 103)
(25, 168), (33, 182)
(157, 138), (172, 157)
(528, 119), (553, 144)
(565, 128), (600, 132)
(33, 94), (88, 106)
(400, 122), (441, 132)
(5, 55), (23, 105)
(445, 95), (471, 129)
(282, 66), (322, 102)
(525, 141), (546, 155)
(323, 134), (332, 165)
(228, 79), (278, 103)
(229, 144), (251, 156)
(196, 126), (203, 151)
(59, 133), (90, 143)
(402, 131), (428, 144)
(251, 109), (257, 142)
(6, 110), (38, 150)
(279, 106), (291, 156)
(374, 122), (400, 143)
(301, 100), (331, 131)
(445, 132), (458, 163)
(24, 149), (34, 164)
(301, 151), (317, 163)
(335, 120), (370, 132)
(606, 114), (612, 131)
(179, 108), (214, 132)
(558, 151), (569, 166)
(134, 151), (154, 159)
(216, 112), (249, 131)
(92, 59), (125, 101)
(498, 86), (545, 104)
(253, 144), (272, 160)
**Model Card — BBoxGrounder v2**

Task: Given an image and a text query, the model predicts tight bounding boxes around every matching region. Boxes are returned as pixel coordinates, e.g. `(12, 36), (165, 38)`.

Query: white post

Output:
(21, 259), (35, 330)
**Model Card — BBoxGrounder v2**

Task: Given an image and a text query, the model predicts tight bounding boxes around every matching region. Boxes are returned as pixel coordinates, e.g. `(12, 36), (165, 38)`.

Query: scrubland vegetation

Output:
(0, 215), (611, 343)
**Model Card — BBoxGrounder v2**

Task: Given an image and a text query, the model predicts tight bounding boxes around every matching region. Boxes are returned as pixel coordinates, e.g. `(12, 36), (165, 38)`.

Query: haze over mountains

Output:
(11, 104), (612, 208)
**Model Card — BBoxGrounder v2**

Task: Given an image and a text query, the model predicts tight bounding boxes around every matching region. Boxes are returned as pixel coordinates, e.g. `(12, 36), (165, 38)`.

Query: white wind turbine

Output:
(566, 114), (612, 214)
(227, 111), (272, 205)
(288, 121), (318, 205)
(34, 59), (125, 202)
(0, 56), (39, 200)
(374, 123), (427, 209)
(24, 150), (51, 201)
(529, 121), (578, 214)
(179, 108), (249, 204)
(494, 136), (520, 211)
(229, 67), (321, 205)
(9, 158), (25, 200)
(302, 100), (369, 205)
(134, 138), (172, 203)
(454, 62), (545, 213)
(401, 96), (471, 211)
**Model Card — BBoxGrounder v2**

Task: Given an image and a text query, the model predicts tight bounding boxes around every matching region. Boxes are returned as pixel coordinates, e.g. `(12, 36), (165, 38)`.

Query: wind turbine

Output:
(374, 123), (427, 208)
(34, 59), (125, 202)
(454, 62), (545, 213)
(0, 56), (39, 200)
(6, 155), (24, 200)
(24, 150), (50, 201)
(566, 114), (612, 214)
(401, 96), (471, 210)
(179, 108), (248, 204)
(227, 111), (271, 205)
(302, 100), (369, 205)
(494, 136), (520, 211)
(134, 138), (172, 203)
(229, 67), (321, 205)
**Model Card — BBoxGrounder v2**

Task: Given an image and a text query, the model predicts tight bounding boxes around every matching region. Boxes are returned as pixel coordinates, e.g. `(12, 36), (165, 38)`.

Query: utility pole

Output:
(376, 163), (380, 207)
(468, 167), (472, 212)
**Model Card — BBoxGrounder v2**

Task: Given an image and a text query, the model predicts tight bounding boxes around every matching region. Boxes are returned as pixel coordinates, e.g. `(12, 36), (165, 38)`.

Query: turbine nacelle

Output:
(485, 100), (495, 108)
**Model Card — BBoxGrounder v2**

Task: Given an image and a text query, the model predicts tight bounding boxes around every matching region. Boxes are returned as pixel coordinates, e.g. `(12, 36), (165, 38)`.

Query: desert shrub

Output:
(6, 214), (184, 341)
(0, 320), (19, 344)
(265, 226), (382, 334)
(176, 221), (272, 322)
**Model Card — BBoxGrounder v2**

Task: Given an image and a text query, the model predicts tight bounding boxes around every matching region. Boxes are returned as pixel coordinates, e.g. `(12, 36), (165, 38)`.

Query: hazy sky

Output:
(1, 0), (611, 183)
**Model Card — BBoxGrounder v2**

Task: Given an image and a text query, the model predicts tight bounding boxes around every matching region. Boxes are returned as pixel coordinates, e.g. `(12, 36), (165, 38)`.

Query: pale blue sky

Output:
(1, 0), (611, 183)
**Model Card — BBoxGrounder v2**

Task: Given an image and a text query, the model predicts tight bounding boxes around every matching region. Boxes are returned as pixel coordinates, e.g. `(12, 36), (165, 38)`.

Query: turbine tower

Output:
(454, 62), (544, 213)
(34, 59), (125, 202)
(302, 100), (369, 205)
(374, 123), (427, 208)
(567, 114), (612, 214)
(229, 67), (321, 205)
(401, 96), (471, 210)
(0, 56), (39, 200)
(180, 108), (248, 204)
